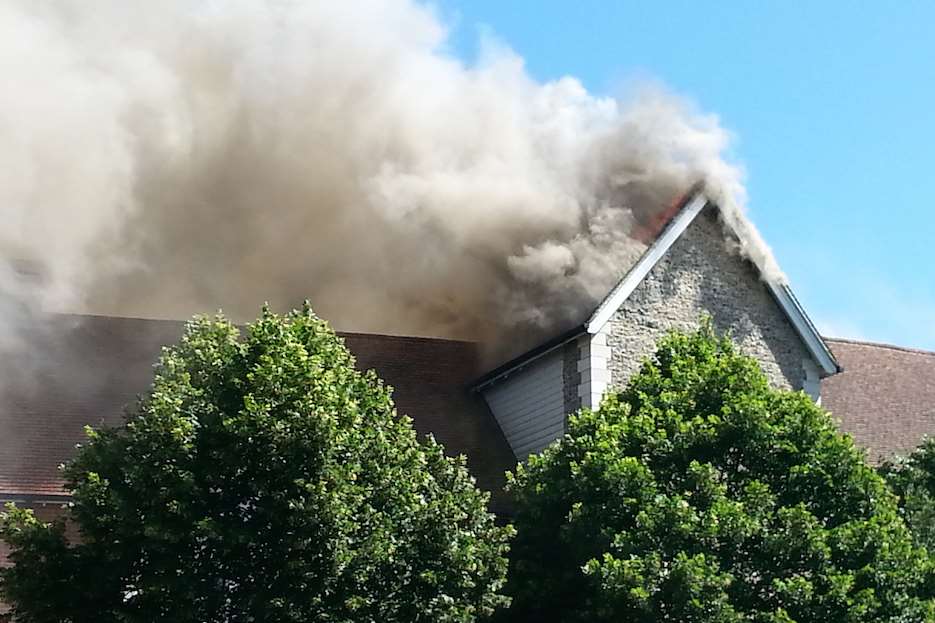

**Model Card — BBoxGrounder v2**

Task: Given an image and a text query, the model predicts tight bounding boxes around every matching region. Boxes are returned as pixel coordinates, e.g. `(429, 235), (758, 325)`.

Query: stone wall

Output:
(605, 206), (811, 392)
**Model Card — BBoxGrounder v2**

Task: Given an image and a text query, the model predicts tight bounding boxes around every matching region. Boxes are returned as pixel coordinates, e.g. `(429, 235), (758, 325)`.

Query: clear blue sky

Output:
(434, 1), (935, 350)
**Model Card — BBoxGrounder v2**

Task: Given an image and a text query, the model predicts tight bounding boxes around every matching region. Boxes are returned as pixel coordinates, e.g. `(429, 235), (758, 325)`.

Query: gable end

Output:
(600, 204), (821, 394)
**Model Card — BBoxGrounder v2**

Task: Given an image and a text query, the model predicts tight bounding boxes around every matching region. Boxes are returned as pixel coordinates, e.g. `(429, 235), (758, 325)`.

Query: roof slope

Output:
(822, 338), (935, 462)
(0, 314), (515, 512)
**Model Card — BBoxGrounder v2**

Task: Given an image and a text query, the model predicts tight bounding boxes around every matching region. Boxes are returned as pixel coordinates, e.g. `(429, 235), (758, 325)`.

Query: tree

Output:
(881, 438), (935, 552)
(1, 306), (512, 623)
(506, 322), (934, 623)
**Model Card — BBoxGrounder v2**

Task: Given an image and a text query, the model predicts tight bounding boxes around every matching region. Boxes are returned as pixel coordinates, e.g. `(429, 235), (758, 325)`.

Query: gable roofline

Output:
(766, 281), (840, 376)
(824, 336), (935, 358)
(585, 192), (710, 332)
(586, 189), (839, 377)
(473, 188), (840, 391)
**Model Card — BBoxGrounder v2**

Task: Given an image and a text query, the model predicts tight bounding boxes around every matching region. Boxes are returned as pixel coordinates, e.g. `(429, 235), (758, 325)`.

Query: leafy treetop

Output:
(881, 438), (935, 553)
(506, 321), (934, 623)
(1, 305), (512, 623)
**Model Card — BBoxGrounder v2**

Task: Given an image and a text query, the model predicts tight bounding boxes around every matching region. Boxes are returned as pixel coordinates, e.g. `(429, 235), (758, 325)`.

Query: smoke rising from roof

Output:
(0, 0), (777, 360)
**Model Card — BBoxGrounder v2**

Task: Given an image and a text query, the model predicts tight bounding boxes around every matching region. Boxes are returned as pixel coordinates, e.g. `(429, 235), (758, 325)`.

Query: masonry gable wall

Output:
(603, 206), (813, 393)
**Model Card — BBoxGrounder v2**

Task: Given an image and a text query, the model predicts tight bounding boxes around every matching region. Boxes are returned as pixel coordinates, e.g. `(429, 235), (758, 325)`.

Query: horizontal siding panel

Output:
(514, 421), (566, 457)
(487, 375), (561, 403)
(486, 387), (561, 415)
(510, 419), (565, 448)
(489, 389), (564, 422)
(485, 390), (560, 416)
(503, 404), (565, 437)
(486, 389), (563, 425)
(514, 423), (563, 449)
(482, 350), (566, 459)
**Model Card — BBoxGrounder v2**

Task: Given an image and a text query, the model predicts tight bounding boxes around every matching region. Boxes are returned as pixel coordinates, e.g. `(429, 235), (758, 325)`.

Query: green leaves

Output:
(882, 438), (935, 554)
(0, 306), (511, 622)
(506, 321), (935, 623)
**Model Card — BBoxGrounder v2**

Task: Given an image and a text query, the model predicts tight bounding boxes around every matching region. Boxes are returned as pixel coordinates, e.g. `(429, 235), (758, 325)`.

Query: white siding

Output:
(482, 349), (565, 459)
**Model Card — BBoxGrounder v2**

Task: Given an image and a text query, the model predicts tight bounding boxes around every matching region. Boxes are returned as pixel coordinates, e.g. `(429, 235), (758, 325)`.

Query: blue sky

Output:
(434, 1), (935, 350)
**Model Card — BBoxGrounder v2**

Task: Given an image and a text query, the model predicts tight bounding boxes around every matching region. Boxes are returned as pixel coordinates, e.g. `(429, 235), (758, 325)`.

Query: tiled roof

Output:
(340, 332), (516, 512)
(821, 338), (935, 462)
(0, 314), (515, 513)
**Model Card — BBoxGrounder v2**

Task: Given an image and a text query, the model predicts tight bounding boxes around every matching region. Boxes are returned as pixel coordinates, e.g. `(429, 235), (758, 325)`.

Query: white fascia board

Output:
(586, 192), (709, 334)
(767, 282), (840, 377)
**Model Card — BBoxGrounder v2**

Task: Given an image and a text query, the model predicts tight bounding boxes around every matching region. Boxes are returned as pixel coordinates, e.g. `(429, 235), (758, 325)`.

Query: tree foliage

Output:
(506, 322), (934, 623)
(881, 438), (935, 553)
(1, 306), (511, 623)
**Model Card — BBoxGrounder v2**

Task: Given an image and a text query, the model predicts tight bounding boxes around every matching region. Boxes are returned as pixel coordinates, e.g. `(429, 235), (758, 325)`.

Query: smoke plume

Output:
(0, 0), (776, 361)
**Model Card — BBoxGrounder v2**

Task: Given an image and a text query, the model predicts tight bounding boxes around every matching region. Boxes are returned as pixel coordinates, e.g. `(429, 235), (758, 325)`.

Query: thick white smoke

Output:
(0, 0), (775, 360)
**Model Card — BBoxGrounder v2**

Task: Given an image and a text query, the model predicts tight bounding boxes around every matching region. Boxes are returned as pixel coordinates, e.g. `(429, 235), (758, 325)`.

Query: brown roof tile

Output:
(0, 314), (515, 513)
(822, 338), (935, 462)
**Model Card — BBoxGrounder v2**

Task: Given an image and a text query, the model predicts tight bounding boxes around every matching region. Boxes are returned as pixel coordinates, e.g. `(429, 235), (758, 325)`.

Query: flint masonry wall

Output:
(605, 206), (811, 392)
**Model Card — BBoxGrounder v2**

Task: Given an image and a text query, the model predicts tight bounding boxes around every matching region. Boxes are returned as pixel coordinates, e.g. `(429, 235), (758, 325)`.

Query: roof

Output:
(822, 337), (935, 462)
(473, 190), (839, 390)
(0, 313), (515, 513)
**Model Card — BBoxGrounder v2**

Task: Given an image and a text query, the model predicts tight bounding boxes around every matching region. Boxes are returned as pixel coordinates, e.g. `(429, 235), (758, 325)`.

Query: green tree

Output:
(1, 306), (511, 623)
(881, 438), (935, 552)
(506, 322), (934, 623)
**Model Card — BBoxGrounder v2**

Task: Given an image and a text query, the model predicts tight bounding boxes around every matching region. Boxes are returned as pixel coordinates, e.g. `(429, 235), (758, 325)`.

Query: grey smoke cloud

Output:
(0, 0), (778, 360)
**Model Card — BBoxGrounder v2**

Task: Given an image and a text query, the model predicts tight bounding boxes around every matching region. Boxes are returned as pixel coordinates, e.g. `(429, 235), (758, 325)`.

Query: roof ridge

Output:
(46, 312), (475, 345)
(824, 336), (935, 358)
(49, 311), (184, 325)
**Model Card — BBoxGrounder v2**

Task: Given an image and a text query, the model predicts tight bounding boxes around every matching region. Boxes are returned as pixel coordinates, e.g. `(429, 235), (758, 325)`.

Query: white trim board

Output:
(767, 282), (839, 376)
(586, 193), (708, 333)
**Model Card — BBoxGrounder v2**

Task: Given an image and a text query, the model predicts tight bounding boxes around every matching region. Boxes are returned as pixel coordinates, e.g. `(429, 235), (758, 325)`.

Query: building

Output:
(2, 189), (934, 568)
(474, 192), (838, 458)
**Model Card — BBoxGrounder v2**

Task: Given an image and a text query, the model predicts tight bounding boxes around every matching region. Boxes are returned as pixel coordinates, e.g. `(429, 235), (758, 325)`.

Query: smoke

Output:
(0, 0), (775, 360)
